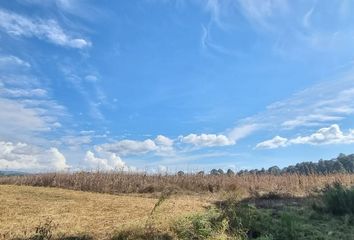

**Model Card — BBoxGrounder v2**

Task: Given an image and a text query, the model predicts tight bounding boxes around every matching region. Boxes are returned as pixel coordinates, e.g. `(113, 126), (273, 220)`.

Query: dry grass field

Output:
(0, 185), (211, 240)
(2, 173), (354, 239)
(2, 172), (354, 196)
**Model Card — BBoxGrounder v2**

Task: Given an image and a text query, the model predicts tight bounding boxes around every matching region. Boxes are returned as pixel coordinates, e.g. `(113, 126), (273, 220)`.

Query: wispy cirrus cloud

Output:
(21, 0), (106, 21)
(0, 8), (91, 48)
(0, 55), (31, 68)
(60, 65), (107, 120)
(0, 53), (67, 143)
(255, 136), (288, 149)
(237, 0), (289, 30)
(230, 70), (354, 137)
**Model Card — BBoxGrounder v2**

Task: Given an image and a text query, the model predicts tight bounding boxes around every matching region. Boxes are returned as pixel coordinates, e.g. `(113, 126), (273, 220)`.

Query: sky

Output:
(1, 0), (354, 172)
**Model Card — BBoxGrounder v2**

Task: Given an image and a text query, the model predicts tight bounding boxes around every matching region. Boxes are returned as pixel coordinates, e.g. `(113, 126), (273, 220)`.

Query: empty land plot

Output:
(0, 185), (211, 239)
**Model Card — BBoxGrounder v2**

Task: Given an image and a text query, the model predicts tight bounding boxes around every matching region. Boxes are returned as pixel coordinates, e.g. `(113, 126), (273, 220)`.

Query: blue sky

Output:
(1, 0), (354, 172)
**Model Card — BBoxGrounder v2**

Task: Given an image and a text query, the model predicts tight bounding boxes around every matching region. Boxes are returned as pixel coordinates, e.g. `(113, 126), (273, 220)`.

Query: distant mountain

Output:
(0, 171), (27, 176)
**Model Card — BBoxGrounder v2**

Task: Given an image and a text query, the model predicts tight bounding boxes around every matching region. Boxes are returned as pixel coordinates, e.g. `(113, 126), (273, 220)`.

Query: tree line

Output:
(205, 153), (354, 176)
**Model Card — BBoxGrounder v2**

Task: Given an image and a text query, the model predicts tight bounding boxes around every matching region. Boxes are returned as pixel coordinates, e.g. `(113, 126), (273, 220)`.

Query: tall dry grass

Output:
(2, 172), (354, 196)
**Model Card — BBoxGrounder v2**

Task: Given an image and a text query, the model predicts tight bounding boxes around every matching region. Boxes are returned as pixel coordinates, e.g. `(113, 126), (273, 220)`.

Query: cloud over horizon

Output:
(0, 141), (69, 171)
(256, 124), (354, 149)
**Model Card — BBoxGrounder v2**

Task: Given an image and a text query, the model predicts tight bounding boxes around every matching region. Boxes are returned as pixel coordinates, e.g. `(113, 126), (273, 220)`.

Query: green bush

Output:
(173, 209), (222, 239)
(314, 182), (354, 215)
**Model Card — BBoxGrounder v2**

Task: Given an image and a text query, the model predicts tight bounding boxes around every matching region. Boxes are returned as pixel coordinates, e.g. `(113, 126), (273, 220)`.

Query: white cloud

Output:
(0, 141), (69, 171)
(87, 135), (174, 168)
(228, 124), (259, 142)
(22, 0), (104, 20)
(60, 66), (106, 120)
(0, 55), (31, 68)
(157, 164), (167, 173)
(180, 133), (234, 147)
(256, 124), (354, 149)
(0, 9), (91, 48)
(238, 0), (288, 29)
(0, 96), (67, 143)
(61, 135), (92, 147)
(230, 75), (354, 139)
(205, 0), (221, 25)
(84, 150), (125, 170)
(0, 54), (67, 143)
(289, 124), (354, 145)
(303, 5), (314, 28)
(155, 135), (173, 146)
(0, 88), (47, 98)
(154, 135), (174, 155)
(282, 114), (344, 129)
(256, 136), (288, 149)
(0, 98), (50, 135)
(96, 139), (158, 156)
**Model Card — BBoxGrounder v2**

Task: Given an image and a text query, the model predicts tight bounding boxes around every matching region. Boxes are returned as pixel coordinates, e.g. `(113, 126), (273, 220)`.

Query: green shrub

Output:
(314, 182), (354, 215)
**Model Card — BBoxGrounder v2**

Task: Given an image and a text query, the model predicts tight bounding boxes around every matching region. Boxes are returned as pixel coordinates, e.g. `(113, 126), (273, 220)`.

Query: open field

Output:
(0, 185), (211, 240)
(2, 173), (354, 239)
(2, 172), (354, 196)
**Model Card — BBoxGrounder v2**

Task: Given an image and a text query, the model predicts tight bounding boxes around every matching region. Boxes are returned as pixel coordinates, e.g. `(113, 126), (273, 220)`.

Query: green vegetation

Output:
(173, 183), (354, 240)
(3, 180), (354, 239)
(236, 153), (354, 175)
(313, 182), (354, 215)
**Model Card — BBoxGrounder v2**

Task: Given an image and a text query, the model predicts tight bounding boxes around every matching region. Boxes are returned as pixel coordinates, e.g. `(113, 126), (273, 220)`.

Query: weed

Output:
(29, 219), (57, 240)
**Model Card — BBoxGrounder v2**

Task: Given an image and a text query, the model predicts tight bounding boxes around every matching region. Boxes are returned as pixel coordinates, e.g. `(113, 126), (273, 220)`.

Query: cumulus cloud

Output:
(95, 135), (175, 156)
(85, 135), (175, 170)
(180, 133), (234, 147)
(289, 124), (354, 145)
(84, 150), (125, 170)
(0, 141), (69, 170)
(0, 9), (91, 48)
(154, 135), (174, 155)
(155, 135), (174, 146)
(256, 124), (354, 149)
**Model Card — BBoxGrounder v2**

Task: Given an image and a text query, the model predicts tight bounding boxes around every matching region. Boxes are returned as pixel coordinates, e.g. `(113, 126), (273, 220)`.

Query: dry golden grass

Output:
(2, 173), (354, 239)
(0, 185), (211, 240)
(2, 172), (354, 196)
